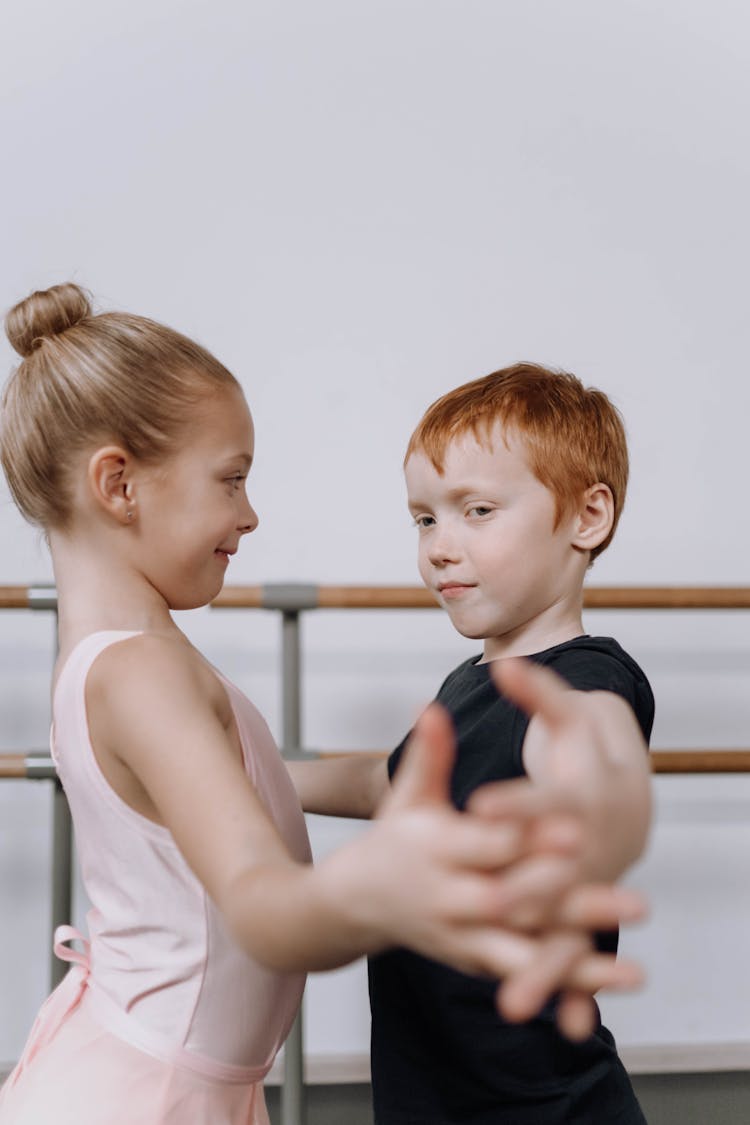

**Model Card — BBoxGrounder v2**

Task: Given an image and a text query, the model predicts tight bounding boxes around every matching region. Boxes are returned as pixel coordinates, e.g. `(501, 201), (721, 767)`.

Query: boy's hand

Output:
(467, 656), (651, 926)
(366, 701), (645, 1038)
(462, 656), (651, 1037)
(493, 656), (652, 883)
(465, 778), (618, 931)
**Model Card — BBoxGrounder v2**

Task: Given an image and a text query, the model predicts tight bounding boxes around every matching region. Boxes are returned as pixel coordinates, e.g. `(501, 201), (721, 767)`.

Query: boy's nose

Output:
(427, 528), (461, 566)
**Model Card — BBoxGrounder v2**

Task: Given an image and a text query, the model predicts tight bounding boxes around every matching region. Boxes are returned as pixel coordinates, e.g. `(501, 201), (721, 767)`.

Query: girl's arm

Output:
(286, 754), (388, 818)
(87, 634), (642, 1005)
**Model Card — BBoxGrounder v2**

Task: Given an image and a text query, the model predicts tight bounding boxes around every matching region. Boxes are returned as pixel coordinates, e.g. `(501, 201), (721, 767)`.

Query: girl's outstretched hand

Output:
(330, 700), (645, 1038)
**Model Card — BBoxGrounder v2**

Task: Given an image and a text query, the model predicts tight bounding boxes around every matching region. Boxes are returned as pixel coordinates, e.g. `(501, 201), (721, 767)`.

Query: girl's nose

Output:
(240, 498), (259, 534)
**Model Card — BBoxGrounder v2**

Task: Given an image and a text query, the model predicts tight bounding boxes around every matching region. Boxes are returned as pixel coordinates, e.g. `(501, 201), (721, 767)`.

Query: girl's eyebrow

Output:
(226, 453), (253, 468)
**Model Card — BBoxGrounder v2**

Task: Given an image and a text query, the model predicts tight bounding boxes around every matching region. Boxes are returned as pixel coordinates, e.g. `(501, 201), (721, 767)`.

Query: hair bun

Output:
(5, 283), (93, 358)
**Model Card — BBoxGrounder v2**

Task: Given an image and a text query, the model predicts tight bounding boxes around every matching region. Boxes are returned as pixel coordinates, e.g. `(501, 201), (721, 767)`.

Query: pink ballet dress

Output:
(0, 631), (312, 1124)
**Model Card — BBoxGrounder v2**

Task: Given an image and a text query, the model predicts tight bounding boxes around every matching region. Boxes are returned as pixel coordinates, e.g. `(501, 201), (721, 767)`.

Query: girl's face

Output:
(134, 384), (257, 610)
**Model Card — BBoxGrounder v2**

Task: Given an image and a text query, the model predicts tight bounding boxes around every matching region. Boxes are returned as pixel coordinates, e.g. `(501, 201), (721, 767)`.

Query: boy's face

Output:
(405, 425), (587, 661)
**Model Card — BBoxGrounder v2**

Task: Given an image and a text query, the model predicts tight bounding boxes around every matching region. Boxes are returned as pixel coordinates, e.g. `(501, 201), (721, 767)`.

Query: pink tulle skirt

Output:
(0, 968), (270, 1125)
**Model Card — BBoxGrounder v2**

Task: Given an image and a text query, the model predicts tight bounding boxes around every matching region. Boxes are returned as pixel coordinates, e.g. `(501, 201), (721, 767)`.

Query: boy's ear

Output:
(87, 445), (137, 526)
(571, 483), (614, 552)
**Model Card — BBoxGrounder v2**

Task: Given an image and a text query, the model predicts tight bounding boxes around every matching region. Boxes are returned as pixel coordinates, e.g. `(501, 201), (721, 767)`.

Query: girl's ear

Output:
(571, 482), (614, 552)
(87, 446), (137, 525)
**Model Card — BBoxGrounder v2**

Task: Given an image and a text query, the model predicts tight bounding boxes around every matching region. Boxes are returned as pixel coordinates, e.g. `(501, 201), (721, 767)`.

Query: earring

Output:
(126, 510), (134, 521)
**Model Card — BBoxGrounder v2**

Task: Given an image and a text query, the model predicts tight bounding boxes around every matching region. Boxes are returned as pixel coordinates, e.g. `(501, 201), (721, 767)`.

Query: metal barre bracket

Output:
(27, 584), (58, 611)
(0, 752), (57, 780)
(261, 584), (319, 611)
(25, 754), (57, 780)
(281, 748), (322, 762)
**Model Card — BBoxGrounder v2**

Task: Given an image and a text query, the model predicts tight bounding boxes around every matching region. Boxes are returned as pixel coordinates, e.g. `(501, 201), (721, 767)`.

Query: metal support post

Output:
(11, 752), (70, 990)
(28, 586), (73, 990)
(50, 780), (73, 987)
(280, 609), (305, 1125)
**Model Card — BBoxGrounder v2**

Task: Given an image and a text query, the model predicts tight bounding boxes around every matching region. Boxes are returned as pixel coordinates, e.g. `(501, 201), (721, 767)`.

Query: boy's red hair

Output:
(405, 362), (628, 561)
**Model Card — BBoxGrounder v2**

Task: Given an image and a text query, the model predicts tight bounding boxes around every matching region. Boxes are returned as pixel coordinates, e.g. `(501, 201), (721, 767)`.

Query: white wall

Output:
(2, 0), (750, 1069)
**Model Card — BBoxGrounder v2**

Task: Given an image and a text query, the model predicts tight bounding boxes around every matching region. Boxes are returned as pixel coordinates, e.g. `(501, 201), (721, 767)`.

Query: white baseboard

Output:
(266, 1052), (371, 1085)
(4, 1042), (749, 1089)
(264, 1041), (750, 1084)
(620, 1041), (750, 1075)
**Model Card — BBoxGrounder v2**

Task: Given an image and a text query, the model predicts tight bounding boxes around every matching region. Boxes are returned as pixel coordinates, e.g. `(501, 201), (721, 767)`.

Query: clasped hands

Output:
(373, 659), (647, 1041)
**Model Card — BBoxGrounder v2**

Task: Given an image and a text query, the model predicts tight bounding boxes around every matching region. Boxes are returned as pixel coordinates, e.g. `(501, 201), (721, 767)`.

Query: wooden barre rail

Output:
(0, 754), (26, 776)
(216, 586), (750, 611)
(4, 584), (750, 610)
(0, 585), (32, 608)
(4, 584), (750, 776)
(316, 750), (750, 774)
(0, 754), (57, 779)
(4, 750), (750, 777)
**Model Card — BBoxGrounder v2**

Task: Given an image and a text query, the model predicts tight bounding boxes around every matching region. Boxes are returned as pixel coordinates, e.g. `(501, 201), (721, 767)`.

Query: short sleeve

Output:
(538, 639), (654, 744)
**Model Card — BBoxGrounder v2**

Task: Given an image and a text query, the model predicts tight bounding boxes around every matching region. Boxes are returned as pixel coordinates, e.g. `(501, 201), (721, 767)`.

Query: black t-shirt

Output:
(368, 636), (653, 1125)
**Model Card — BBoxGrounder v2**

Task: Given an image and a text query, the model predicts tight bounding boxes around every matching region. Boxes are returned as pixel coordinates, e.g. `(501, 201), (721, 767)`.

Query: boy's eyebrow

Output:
(409, 483), (498, 508)
(406, 490), (433, 509)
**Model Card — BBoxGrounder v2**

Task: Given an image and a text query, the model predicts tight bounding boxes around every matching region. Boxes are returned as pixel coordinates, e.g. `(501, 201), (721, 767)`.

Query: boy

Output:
(291, 363), (652, 1123)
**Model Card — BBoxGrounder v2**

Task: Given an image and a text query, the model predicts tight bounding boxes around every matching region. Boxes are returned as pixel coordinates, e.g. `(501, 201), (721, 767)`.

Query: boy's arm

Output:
(286, 754), (389, 818)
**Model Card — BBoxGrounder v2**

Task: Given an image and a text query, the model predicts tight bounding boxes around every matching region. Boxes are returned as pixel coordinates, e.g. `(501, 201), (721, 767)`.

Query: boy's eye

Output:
(226, 474), (246, 490)
(467, 506), (492, 518)
(413, 515), (435, 530)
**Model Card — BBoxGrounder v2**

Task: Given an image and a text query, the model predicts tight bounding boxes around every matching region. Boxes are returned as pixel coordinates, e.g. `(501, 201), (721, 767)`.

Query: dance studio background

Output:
(1, 0), (750, 1083)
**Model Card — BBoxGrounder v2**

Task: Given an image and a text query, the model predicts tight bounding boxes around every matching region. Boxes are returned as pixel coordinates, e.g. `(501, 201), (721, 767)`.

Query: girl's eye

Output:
(468, 506), (492, 518)
(227, 474), (246, 491)
(413, 515), (435, 530)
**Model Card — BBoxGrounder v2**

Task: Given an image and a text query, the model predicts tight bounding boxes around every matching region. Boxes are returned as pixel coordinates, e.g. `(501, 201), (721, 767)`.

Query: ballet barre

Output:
(5, 583), (750, 610)
(3, 581), (750, 1125)
(5, 748), (750, 779)
(212, 585), (750, 610)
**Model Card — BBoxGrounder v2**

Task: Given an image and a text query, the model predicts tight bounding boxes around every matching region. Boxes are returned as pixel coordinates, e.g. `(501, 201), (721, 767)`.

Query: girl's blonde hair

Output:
(1, 283), (239, 530)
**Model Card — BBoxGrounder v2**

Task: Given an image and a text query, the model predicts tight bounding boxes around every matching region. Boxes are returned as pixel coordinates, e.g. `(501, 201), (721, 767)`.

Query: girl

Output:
(0, 284), (641, 1125)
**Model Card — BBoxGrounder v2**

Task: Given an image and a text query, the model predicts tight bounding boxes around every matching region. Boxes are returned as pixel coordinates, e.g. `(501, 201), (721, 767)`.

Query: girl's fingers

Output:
(423, 925), (537, 981)
(496, 932), (588, 1022)
(567, 951), (645, 994)
(420, 918), (644, 1017)
(557, 884), (647, 930)
(469, 776), (580, 821)
(421, 814), (529, 873)
(496, 937), (645, 1026)
(555, 990), (598, 1041)
(468, 781), (586, 860)
(447, 860), (645, 933)
(381, 704), (455, 814)
(478, 854), (579, 929)
(383, 803), (536, 878)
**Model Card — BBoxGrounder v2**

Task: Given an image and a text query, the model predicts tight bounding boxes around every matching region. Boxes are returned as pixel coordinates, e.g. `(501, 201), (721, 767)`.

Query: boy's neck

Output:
(479, 599), (585, 663)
